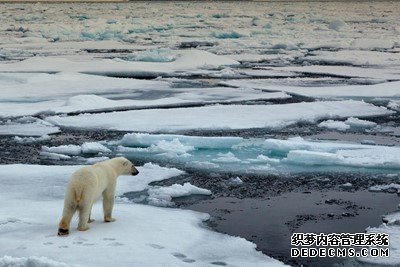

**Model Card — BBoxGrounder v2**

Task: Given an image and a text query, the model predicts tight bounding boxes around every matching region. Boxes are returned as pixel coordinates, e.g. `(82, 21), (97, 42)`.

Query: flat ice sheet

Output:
(46, 100), (392, 132)
(222, 80), (400, 98)
(0, 163), (284, 266)
(0, 50), (238, 74)
(0, 72), (289, 118)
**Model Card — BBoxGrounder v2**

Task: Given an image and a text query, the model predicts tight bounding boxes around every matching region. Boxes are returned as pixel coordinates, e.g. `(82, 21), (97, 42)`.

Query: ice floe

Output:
(0, 163), (284, 266)
(0, 118), (60, 136)
(46, 100), (392, 132)
(112, 134), (400, 173)
(223, 80), (400, 98)
(0, 72), (290, 118)
(0, 50), (239, 75)
(318, 117), (377, 131)
(146, 182), (211, 207)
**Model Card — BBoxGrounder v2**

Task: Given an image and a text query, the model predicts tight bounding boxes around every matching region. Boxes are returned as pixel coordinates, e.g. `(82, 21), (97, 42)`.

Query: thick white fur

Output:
(58, 157), (138, 235)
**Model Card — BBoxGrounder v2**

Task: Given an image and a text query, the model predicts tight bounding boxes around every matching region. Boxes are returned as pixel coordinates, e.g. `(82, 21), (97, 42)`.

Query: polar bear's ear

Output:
(123, 160), (129, 166)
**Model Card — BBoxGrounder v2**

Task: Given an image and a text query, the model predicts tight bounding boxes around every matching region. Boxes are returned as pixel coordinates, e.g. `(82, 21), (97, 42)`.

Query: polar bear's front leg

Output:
(103, 187), (116, 222)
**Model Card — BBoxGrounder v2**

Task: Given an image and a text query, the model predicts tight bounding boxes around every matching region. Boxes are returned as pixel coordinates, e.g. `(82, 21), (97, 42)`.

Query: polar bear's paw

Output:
(78, 225), (90, 231)
(104, 216), (116, 223)
(57, 228), (69, 236)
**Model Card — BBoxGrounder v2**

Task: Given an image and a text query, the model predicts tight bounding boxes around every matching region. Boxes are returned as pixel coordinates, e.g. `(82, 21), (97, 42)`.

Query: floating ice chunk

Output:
(85, 156), (110, 164)
(117, 162), (185, 194)
(187, 161), (220, 169)
(318, 117), (377, 131)
(345, 117), (377, 128)
(81, 142), (111, 154)
(42, 145), (82, 156)
(149, 139), (194, 154)
(369, 184), (400, 193)
(284, 147), (400, 169)
(119, 133), (243, 149)
(249, 154), (280, 164)
(147, 182), (211, 207)
(263, 137), (360, 153)
(318, 120), (350, 131)
(213, 152), (241, 163)
(40, 151), (71, 161)
(226, 177), (244, 186)
(340, 182), (353, 188)
(14, 134), (50, 144)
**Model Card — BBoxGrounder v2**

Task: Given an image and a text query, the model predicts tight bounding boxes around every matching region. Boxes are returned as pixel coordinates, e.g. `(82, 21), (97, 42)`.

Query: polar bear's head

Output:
(114, 157), (139, 176)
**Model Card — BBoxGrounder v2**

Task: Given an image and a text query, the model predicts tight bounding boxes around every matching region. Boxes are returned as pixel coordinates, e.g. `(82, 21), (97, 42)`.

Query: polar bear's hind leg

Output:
(58, 202), (77, 236)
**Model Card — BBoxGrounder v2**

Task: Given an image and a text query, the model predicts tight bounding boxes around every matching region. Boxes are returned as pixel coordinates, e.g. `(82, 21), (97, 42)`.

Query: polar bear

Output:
(58, 157), (139, 236)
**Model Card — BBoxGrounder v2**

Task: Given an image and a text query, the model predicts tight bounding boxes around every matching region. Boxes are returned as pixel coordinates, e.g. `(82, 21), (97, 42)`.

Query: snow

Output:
(0, 163), (284, 267)
(0, 255), (72, 267)
(147, 182), (211, 207)
(46, 100), (392, 132)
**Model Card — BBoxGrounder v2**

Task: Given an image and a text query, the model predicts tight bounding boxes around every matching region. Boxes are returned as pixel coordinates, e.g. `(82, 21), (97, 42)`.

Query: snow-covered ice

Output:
(46, 100), (392, 132)
(0, 163), (285, 266)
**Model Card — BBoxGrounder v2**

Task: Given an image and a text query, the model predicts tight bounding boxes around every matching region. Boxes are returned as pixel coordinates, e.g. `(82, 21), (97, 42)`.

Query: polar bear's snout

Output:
(131, 166), (139, 176)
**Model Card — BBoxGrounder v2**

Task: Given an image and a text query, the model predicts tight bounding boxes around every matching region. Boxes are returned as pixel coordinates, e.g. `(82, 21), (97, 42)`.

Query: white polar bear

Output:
(58, 157), (139, 236)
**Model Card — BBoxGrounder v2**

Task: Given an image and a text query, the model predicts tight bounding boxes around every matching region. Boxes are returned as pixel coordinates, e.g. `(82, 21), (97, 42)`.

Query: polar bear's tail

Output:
(75, 187), (84, 204)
